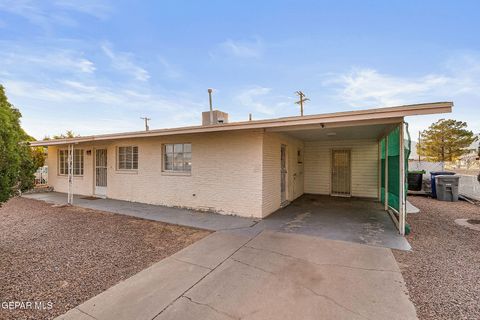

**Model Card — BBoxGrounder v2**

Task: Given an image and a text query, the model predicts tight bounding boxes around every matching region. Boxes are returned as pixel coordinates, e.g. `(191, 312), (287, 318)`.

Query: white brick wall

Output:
(262, 132), (304, 217)
(48, 130), (264, 218)
(304, 139), (379, 198)
(46, 131), (379, 219)
(47, 145), (95, 196)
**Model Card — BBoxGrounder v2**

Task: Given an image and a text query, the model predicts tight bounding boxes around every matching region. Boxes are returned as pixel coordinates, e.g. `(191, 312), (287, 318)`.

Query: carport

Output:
(264, 106), (428, 237)
(264, 194), (410, 250)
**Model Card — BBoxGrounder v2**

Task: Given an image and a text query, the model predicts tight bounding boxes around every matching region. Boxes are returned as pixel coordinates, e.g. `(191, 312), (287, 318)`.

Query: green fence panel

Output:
(387, 126), (400, 211)
(380, 138), (386, 203)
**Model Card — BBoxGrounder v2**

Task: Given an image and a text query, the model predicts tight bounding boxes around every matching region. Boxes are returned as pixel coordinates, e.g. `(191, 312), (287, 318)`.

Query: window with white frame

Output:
(163, 143), (191, 172)
(58, 149), (84, 176)
(117, 146), (138, 170)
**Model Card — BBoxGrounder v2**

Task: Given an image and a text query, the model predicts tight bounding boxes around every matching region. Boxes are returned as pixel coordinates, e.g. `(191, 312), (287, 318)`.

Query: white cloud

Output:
(320, 54), (480, 136)
(324, 54), (480, 109)
(53, 0), (112, 20)
(0, 0), (111, 29)
(101, 43), (150, 81)
(234, 86), (275, 115)
(214, 37), (264, 59)
(2, 78), (205, 138)
(323, 68), (451, 108)
(233, 86), (295, 118)
(0, 48), (95, 75)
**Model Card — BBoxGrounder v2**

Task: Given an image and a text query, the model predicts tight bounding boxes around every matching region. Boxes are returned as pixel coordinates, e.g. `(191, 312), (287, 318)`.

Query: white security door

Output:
(331, 149), (351, 196)
(95, 149), (107, 197)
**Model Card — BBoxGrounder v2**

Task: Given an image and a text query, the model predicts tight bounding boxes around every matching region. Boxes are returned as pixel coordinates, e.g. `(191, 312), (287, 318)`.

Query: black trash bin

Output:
(408, 171), (424, 191)
(430, 171), (455, 198)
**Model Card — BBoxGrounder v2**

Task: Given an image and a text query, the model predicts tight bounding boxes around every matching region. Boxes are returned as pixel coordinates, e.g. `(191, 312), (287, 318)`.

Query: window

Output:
(58, 149), (84, 176)
(163, 143), (191, 172)
(117, 146), (138, 170)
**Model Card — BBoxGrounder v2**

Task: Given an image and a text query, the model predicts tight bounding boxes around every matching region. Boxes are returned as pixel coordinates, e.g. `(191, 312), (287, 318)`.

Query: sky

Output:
(0, 0), (479, 140)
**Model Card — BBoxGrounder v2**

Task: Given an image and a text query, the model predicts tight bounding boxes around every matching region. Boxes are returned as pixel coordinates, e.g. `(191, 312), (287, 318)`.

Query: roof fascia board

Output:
(30, 102), (452, 147)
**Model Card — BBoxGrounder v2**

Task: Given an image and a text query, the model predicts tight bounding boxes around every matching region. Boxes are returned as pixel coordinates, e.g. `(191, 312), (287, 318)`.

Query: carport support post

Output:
(67, 144), (74, 205)
(399, 123), (406, 235)
(384, 135), (389, 211)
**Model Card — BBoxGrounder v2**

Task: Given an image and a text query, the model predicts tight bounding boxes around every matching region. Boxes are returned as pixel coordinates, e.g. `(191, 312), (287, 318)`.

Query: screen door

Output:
(331, 149), (351, 196)
(95, 149), (107, 197)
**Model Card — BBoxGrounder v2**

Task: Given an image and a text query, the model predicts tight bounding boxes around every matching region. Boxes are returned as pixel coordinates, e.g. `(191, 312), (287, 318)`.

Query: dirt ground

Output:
(393, 196), (480, 320)
(0, 197), (210, 320)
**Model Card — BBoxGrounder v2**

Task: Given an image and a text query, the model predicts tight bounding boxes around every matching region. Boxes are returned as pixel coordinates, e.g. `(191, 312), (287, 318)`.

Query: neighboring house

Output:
(31, 102), (452, 235)
(34, 166), (49, 185)
(455, 133), (480, 170)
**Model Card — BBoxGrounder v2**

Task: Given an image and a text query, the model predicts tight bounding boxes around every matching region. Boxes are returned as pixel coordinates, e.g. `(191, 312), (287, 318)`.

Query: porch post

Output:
(67, 144), (74, 205)
(377, 140), (381, 201)
(384, 135), (389, 211)
(399, 123), (406, 235)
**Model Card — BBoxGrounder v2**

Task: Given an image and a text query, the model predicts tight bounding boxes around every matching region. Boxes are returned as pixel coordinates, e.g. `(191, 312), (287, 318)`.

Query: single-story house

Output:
(31, 102), (452, 235)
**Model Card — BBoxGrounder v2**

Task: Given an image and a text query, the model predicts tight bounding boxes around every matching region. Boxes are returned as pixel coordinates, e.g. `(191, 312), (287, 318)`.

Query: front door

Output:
(331, 149), (351, 196)
(95, 149), (107, 197)
(280, 144), (287, 204)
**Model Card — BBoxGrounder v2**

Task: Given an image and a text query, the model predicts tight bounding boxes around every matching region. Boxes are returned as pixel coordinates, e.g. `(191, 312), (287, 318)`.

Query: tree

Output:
(43, 130), (79, 140)
(0, 85), (40, 203)
(417, 119), (478, 162)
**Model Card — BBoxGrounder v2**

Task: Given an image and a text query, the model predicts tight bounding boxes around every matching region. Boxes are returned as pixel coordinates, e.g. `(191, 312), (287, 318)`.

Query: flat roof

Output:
(30, 101), (453, 146)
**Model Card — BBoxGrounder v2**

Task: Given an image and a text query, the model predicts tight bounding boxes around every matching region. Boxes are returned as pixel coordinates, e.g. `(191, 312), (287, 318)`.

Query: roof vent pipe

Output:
(208, 88), (213, 125)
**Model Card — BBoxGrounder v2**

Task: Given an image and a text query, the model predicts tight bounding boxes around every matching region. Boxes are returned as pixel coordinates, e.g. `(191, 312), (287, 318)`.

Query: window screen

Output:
(163, 143), (191, 172)
(58, 149), (84, 176)
(117, 146), (138, 170)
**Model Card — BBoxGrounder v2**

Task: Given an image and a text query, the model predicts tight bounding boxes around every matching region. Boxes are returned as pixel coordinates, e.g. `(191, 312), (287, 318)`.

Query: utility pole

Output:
(295, 91), (310, 116)
(418, 131), (421, 162)
(140, 117), (151, 131)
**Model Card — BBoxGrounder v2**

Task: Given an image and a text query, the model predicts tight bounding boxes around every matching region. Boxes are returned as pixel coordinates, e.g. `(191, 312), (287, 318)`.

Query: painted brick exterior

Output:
(304, 139), (379, 198)
(46, 132), (378, 219)
(48, 130), (264, 218)
(262, 132), (304, 217)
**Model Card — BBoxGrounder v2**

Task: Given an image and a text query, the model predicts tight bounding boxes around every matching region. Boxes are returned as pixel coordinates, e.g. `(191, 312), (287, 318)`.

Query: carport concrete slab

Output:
(24, 192), (256, 231)
(172, 231), (253, 269)
(263, 194), (411, 250)
(247, 230), (400, 271)
(174, 231), (416, 320)
(60, 257), (210, 320)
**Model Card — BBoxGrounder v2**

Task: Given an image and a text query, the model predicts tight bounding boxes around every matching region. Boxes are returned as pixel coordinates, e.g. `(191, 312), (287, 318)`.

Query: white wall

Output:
(304, 139), (379, 198)
(408, 160), (444, 178)
(47, 130), (264, 218)
(47, 145), (95, 196)
(262, 132), (304, 217)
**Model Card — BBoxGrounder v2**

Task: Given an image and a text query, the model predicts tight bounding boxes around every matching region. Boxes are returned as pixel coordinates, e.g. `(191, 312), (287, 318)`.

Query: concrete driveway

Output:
(58, 229), (417, 320)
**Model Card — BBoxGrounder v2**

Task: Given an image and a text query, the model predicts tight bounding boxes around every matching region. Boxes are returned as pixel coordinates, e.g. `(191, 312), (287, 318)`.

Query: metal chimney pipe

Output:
(208, 88), (213, 125)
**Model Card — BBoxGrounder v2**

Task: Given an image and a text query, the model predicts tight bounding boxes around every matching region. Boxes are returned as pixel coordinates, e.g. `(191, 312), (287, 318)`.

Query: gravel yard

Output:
(393, 196), (480, 320)
(0, 197), (210, 320)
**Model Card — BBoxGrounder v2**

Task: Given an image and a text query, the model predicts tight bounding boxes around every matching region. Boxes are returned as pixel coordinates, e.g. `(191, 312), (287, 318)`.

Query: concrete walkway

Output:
(23, 192), (410, 250)
(23, 192), (257, 231)
(57, 229), (417, 320)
